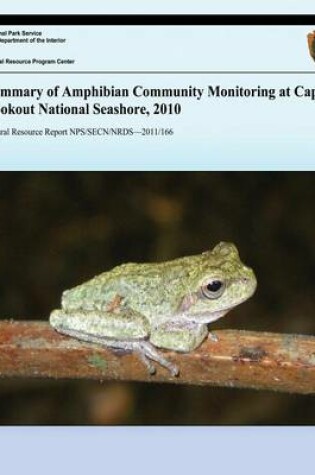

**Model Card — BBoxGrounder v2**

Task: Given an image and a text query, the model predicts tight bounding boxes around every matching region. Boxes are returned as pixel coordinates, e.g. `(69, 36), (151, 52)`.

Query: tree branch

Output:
(0, 320), (314, 394)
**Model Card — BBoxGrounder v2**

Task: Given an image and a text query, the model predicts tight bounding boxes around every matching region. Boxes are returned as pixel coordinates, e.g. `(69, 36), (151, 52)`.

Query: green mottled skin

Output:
(60, 242), (255, 320)
(50, 242), (257, 375)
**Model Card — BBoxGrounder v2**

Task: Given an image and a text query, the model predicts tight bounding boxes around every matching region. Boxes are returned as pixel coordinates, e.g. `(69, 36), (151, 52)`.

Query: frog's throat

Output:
(180, 309), (229, 324)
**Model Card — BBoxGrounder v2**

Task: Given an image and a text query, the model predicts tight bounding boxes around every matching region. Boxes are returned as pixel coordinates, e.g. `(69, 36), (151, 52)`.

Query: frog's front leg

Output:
(150, 321), (208, 353)
(49, 309), (179, 376)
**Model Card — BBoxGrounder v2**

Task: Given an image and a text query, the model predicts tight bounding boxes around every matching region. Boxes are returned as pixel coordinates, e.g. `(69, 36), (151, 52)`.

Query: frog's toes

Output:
(137, 341), (179, 377)
(137, 350), (156, 375)
(148, 365), (157, 376)
(208, 332), (219, 343)
(170, 364), (180, 377)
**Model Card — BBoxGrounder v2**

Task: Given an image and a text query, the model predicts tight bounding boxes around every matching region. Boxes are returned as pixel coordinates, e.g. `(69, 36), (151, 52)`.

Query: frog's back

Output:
(60, 255), (203, 314)
(61, 261), (164, 312)
(62, 264), (128, 311)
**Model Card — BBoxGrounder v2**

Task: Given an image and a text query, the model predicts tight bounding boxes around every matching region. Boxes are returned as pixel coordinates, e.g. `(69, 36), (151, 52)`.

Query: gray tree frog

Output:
(50, 242), (257, 376)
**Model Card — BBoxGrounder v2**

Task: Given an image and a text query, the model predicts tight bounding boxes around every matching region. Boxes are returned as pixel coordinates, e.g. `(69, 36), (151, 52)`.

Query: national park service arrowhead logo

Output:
(307, 31), (315, 61)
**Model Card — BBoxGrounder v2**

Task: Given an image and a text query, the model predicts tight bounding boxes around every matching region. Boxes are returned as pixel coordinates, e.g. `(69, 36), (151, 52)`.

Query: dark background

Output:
(0, 172), (314, 424)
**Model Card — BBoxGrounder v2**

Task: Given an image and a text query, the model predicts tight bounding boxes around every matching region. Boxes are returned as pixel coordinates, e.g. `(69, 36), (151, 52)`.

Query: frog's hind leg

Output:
(51, 326), (178, 377)
(50, 309), (179, 376)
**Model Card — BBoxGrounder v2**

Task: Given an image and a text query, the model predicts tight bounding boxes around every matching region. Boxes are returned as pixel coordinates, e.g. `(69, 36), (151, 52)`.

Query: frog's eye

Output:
(201, 280), (225, 299)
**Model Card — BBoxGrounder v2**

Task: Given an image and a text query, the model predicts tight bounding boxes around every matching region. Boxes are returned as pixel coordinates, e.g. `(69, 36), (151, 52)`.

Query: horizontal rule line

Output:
(0, 71), (315, 75)
(1, 14), (315, 26)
